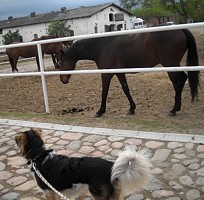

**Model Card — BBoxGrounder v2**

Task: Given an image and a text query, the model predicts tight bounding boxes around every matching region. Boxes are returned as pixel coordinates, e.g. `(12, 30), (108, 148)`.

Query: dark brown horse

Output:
(6, 35), (64, 72)
(58, 29), (200, 117)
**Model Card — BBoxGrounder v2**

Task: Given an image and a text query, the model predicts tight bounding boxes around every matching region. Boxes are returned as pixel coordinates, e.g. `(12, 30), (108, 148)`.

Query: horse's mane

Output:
(71, 37), (112, 52)
(40, 35), (59, 40)
(32, 35), (59, 41)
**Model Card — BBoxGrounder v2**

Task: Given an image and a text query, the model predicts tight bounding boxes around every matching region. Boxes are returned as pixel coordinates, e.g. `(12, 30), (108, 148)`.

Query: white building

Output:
(0, 3), (137, 46)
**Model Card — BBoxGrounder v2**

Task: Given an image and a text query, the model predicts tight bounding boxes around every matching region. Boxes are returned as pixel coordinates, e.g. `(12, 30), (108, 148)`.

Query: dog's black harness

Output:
(29, 153), (70, 200)
(27, 149), (53, 166)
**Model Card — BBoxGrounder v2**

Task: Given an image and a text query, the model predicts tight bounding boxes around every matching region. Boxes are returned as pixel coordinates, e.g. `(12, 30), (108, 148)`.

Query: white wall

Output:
(65, 6), (132, 36)
(0, 5), (134, 46)
(68, 18), (90, 35)
(3, 23), (48, 43)
(1, 23), (49, 47)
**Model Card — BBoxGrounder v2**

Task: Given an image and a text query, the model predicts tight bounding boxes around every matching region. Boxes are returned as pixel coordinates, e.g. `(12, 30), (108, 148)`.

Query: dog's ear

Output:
(15, 132), (27, 143)
(24, 128), (44, 155)
(15, 132), (29, 155)
(30, 128), (42, 137)
(15, 129), (44, 159)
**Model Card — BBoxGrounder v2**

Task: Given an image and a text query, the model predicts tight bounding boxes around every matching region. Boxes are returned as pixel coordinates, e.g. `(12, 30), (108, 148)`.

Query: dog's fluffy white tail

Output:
(111, 146), (151, 196)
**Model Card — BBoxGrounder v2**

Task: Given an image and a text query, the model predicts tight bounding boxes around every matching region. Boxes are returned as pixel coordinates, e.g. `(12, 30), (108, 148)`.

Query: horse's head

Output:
(58, 48), (76, 84)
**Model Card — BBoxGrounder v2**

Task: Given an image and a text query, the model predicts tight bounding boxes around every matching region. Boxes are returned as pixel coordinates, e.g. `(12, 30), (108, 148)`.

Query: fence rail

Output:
(0, 22), (204, 113)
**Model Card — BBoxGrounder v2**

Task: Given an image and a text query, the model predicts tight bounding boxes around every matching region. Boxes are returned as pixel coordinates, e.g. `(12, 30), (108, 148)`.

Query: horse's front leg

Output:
(116, 73), (136, 115)
(95, 73), (114, 117)
(36, 56), (40, 71)
(167, 71), (188, 116)
(51, 54), (58, 69)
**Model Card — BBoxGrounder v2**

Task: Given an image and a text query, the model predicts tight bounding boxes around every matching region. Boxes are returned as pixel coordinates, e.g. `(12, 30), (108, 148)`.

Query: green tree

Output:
(133, 0), (174, 22)
(169, 0), (189, 22)
(141, 0), (155, 8)
(120, 0), (142, 10)
(47, 20), (72, 37)
(140, 0), (204, 22)
(2, 30), (22, 45)
(189, 0), (204, 22)
(133, 7), (173, 21)
(173, 0), (204, 22)
(141, 0), (172, 8)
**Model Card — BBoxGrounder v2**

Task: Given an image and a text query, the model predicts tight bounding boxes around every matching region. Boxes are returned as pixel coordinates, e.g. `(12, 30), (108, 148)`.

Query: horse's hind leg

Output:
(8, 56), (18, 72)
(167, 71), (188, 116)
(116, 73), (136, 115)
(95, 73), (114, 117)
(8, 56), (14, 72)
(36, 56), (42, 71)
(13, 59), (19, 72)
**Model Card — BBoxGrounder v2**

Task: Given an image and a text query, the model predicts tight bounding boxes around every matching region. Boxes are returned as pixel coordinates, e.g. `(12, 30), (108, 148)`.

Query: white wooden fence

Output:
(0, 22), (204, 113)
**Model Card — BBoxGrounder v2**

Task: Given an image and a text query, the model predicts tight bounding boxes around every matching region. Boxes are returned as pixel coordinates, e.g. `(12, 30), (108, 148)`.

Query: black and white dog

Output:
(15, 128), (151, 200)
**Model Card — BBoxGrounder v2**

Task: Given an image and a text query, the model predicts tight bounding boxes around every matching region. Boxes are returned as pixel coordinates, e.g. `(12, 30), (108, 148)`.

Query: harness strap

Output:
(27, 149), (53, 166)
(31, 162), (73, 200)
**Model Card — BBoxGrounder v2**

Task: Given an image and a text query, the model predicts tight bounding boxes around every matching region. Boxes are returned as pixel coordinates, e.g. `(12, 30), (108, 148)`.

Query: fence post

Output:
(37, 44), (50, 113)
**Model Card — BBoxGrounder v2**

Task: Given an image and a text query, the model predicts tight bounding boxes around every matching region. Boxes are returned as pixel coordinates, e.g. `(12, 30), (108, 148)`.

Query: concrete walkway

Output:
(0, 118), (203, 200)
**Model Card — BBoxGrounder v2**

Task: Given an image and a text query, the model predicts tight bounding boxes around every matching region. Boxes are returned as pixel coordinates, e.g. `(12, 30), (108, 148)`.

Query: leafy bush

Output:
(2, 30), (22, 45)
(47, 20), (72, 37)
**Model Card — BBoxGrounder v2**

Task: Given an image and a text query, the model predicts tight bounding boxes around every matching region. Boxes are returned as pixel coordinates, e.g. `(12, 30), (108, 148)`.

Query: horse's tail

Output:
(183, 29), (200, 101)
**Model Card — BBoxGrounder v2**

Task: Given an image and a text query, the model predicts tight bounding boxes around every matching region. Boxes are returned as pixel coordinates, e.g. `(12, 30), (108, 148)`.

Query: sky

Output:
(0, 0), (120, 20)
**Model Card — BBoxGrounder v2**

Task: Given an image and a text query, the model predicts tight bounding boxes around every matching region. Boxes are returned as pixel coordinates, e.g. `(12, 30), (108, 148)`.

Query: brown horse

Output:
(6, 35), (63, 72)
(58, 29), (200, 117)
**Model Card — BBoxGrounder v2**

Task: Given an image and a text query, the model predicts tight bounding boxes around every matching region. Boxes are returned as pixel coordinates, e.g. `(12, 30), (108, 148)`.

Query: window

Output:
(117, 24), (123, 31)
(34, 34), (38, 39)
(70, 30), (74, 36)
(105, 25), (110, 32)
(94, 26), (98, 33)
(94, 23), (98, 33)
(109, 13), (114, 22)
(115, 13), (124, 21)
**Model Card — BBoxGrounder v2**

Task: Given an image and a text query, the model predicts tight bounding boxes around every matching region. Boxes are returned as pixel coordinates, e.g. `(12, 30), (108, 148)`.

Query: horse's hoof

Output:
(167, 111), (176, 116)
(128, 110), (135, 115)
(94, 112), (102, 117)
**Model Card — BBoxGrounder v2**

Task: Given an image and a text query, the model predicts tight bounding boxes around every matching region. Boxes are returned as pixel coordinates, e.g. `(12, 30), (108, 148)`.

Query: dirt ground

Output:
(0, 28), (204, 134)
